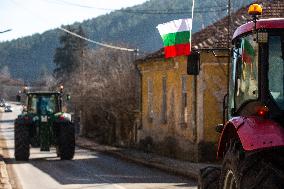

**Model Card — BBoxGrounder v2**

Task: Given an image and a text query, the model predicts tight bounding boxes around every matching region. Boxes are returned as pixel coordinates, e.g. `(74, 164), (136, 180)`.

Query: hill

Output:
(0, 0), (254, 82)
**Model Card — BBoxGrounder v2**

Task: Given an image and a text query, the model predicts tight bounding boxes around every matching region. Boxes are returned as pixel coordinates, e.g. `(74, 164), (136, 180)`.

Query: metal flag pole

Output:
(190, 0), (195, 52)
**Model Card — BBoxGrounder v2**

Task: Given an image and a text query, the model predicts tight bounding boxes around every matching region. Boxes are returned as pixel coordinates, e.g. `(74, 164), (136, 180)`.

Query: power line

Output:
(42, 0), (112, 11)
(8, 0), (227, 52)
(59, 27), (136, 52)
(42, 0), (227, 14)
(0, 29), (12, 34)
(120, 8), (227, 15)
(9, 0), (137, 52)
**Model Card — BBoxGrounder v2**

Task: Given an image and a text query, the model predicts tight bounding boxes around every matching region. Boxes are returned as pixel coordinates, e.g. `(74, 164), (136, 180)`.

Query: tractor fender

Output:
(217, 116), (284, 158)
(15, 115), (33, 125)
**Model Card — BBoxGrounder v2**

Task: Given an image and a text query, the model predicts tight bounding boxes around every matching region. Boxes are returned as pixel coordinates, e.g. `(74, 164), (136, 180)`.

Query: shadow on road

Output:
(4, 149), (196, 187)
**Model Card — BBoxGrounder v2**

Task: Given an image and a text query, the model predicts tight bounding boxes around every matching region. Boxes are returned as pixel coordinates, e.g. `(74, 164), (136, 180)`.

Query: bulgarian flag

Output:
(242, 38), (255, 64)
(157, 18), (192, 58)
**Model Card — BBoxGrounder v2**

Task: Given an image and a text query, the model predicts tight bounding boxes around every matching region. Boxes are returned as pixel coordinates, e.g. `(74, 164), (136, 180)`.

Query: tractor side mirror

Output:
(66, 94), (71, 101)
(187, 52), (200, 75)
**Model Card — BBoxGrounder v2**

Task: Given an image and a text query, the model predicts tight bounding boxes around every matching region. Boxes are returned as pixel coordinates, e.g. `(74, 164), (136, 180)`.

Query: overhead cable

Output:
(120, 8), (227, 14)
(9, 0), (137, 52)
(59, 27), (136, 52)
(43, 0), (227, 14)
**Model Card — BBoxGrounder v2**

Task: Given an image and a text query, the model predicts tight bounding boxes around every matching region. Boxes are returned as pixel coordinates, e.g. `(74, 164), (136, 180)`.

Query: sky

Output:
(0, 0), (148, 42)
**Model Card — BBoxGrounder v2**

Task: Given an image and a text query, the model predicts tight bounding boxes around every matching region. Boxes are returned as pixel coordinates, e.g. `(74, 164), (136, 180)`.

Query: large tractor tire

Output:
(198, 166), (221, 189)
(14, 124), (30, 161)
(219, 141), (284, 189)
(58, 123), (75, 160)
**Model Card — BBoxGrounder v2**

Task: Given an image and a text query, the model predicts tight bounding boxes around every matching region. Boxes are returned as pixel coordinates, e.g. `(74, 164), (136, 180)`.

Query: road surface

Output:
(0, 104), (197, 189)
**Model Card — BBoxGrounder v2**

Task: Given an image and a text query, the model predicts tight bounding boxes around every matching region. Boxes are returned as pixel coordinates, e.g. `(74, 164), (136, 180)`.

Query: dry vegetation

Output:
(0, 66), (24, 100)
(64, 47), (138, 146)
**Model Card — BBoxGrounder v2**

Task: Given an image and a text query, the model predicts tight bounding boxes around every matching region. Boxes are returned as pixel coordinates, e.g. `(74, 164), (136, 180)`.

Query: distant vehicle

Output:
(4, 105), (12, 112)
(14, 86), (75, 161)
(0, 99), (5, 107)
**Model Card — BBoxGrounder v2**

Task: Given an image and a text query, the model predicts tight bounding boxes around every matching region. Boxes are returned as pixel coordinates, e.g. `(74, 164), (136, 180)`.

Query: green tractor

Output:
(14, 88), (75, 161)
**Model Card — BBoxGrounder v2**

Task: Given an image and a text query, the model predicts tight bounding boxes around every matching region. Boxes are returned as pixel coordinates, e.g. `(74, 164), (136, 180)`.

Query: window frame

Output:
(234, 34), (260, 111)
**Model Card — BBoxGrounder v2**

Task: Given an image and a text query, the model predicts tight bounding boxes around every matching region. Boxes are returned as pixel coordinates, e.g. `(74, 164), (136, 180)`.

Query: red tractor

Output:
(198, 4), (284, 189)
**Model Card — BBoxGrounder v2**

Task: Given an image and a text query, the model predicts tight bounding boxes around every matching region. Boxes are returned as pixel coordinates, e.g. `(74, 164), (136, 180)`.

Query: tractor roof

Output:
(233, 18), (284, 40)
(27, 91), (61, 95)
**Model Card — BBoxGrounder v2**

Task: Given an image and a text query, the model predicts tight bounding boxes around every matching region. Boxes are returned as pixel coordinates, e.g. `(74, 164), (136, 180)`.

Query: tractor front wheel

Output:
(58, 123), (75, 160)
(14, 124), (30, 161)
(220, 141), (284, 189)
(198, 166), (221, 189)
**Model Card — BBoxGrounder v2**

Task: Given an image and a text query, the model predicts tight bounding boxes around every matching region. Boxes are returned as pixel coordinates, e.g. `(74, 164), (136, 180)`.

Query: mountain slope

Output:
(0, 0), (254, 81)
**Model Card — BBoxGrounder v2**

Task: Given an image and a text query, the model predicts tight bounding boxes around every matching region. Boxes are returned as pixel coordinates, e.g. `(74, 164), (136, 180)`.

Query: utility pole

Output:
(227, 0), (231, 50)
(79, 49), (86, 136)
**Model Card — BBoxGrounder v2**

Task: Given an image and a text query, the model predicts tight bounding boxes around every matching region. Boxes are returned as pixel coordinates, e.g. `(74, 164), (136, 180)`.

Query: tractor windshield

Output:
(268, 34), (284, 110)
(29, 94), (59, 114)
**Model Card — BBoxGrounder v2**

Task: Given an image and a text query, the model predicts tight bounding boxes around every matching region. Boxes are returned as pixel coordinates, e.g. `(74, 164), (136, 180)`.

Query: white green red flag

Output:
(241, 38), (255, 64)
(157, 18), (192, 58)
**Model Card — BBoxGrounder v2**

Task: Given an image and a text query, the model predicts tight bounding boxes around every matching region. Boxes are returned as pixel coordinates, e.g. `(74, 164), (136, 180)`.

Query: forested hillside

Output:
(0, 0), (254, 81)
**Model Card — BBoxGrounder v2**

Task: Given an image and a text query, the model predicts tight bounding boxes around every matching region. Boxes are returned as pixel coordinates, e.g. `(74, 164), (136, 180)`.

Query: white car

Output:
(4, 105), (12, 112)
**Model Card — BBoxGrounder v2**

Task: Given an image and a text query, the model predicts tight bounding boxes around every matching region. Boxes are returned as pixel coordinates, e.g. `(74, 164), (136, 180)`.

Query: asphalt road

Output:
(0, 104), (197, 189)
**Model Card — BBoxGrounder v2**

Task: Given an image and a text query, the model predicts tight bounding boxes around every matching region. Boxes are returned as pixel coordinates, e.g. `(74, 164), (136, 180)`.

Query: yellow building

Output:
(136, 49), (228, 162)
(135, 0), (284, 161)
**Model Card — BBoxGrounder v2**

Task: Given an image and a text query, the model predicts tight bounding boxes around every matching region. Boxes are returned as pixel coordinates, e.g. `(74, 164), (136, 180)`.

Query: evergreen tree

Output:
(53, 25), (87, 82)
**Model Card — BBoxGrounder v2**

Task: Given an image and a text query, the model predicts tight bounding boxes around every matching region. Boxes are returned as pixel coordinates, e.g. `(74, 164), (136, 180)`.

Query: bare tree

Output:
(67, 47), (137, 146)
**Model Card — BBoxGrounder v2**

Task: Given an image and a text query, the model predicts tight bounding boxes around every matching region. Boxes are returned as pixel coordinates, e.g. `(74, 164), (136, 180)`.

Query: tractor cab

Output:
(27, 92), (61, 115)
(227, 18), (284, 124)
(198, 4), (284, 189)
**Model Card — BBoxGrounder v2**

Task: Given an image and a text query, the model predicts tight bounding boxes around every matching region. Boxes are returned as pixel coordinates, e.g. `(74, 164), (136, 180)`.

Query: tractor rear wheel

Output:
(198, 166), (221, 189)
(58, 123), (75, 160)
(220, 141), (284, 189)
(14, 124), (30, 161)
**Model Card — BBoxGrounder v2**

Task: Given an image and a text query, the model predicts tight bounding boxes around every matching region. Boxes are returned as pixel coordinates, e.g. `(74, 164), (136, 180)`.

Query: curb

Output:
(76, 139), (200, 181)
(0, 159), (12, 189)
(0, 135), (12, 189)
(112, 151), (199, 180)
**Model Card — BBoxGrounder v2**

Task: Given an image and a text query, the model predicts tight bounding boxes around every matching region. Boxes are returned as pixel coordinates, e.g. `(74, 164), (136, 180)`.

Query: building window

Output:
(161, 76), (167, 123)
(147, 78), (154, 122)
(181, 76), (188, 125)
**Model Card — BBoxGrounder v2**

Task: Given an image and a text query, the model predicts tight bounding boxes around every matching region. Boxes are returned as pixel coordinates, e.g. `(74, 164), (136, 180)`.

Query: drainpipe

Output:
(134, 49), (141, 144)
(193, 74), (197, 143)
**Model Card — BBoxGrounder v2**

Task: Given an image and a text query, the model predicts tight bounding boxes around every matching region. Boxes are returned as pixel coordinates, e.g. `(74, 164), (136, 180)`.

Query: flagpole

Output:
(190, 0), (195, 52)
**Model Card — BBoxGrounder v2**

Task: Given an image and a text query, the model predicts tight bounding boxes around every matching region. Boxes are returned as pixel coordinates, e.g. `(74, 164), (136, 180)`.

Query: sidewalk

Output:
(0, 158), (12, 189)
(0, 148), (12, 189)
(76, 137), (218, 180)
